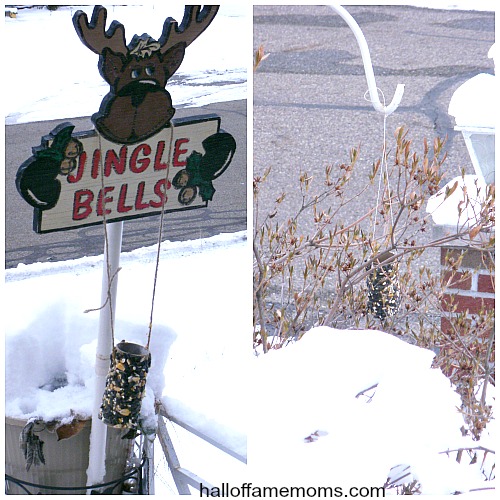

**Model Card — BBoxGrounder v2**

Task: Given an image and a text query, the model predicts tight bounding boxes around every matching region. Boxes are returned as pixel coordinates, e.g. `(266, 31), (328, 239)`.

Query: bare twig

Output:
(355, 383), (379, 399)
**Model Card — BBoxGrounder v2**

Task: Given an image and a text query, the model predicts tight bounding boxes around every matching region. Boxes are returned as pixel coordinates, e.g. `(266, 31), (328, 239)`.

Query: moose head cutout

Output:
(73, 5), (219, 144)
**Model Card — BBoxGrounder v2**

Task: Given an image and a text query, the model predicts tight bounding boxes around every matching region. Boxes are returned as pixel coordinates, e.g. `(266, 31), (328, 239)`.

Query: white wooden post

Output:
(157, 416), (192, 494)
(86, 221), (124, 490)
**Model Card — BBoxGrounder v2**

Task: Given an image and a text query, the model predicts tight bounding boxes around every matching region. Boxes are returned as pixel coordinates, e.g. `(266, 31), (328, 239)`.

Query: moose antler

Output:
(71, 4), (220, 144)
(74, 5), (219, 57)
(158, 6), (219, 55)
(73, 5), (128, 57)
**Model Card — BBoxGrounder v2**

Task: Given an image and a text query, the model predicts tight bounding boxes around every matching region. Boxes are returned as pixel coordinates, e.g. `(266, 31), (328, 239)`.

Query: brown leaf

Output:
(444, 180), (459, 200)
(469, 224), (482, 240)
(56, 420), (87, 441)
(254, 45), (269, 71)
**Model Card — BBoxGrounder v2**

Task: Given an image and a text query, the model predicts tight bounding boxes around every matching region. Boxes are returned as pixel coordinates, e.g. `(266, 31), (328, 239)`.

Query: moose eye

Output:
(145, 66), (155, 76)
(131, 69), (140, 79)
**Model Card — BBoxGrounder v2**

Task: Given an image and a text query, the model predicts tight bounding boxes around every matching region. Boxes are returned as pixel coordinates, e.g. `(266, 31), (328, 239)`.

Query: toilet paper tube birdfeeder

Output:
(366, 251), (401, 321)
(99, 342), (151, 429)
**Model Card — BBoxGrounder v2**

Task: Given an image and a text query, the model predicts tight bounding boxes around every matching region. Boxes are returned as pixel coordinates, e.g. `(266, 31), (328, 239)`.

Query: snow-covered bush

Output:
(253, 48), (494, 493)
(252, 327), (495, 494)
(253, 127), (494, 487)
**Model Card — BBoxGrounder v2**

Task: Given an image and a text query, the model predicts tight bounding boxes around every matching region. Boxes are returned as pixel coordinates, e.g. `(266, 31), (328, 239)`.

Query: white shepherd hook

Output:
(329, 4), (405, 116)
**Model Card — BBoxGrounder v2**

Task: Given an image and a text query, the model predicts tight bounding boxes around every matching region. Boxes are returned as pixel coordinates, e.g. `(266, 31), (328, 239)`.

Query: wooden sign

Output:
(73, 5), (219, 144)
(15, 5), (236, 233)
(16, 115), (235, 233)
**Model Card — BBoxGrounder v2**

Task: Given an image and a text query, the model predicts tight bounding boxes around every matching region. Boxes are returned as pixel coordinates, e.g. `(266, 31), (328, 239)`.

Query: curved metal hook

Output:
(329, 4), (404, 116)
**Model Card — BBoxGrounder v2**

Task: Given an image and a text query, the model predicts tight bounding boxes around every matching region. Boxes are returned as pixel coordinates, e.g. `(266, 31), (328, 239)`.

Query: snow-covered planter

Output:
(4, 320), (131, 494)
(5, 233), (249, 493)
(5, 417), (129, 495)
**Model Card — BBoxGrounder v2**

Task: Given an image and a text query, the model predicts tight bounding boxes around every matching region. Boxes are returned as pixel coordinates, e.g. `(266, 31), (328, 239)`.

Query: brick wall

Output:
(440, 246), (495, 332)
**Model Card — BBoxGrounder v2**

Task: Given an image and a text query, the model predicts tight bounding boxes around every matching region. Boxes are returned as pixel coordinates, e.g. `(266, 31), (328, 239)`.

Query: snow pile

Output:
(6, 251), (495, 493)
(5, 231), (249, 458)
(448, 73), (496, 128)
(426, 174), (488, 227)
(448, 44), (496, 128)
(251, 327), (494, 494)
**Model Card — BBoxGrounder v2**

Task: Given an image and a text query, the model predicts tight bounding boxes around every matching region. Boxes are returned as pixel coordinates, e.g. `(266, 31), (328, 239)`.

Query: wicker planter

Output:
(5, 417), (130, 495)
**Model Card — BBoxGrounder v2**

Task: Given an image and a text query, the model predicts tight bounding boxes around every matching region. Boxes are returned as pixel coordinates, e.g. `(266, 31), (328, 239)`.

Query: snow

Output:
(426, 174), (488, 227)
(448, 73), (496, 129)
(4, 2), (496, 496)
(5, 232), (250, 442)
(251, 328), (495, 495)
(448, 38), (496, 128)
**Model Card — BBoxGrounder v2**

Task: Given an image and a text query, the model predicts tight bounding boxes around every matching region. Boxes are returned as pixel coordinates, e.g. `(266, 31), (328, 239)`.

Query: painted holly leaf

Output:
(36, 124), (75, 163)
(185, 151), (203, 185)
(16, 123), (78, 211)
(198, 181), (216, 202)
(185, 150), (216, 202)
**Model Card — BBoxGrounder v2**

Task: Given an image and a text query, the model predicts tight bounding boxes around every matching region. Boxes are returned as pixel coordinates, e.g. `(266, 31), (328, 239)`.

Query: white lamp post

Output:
(454, 125), (494, 184)
(448, 44), (496, 185)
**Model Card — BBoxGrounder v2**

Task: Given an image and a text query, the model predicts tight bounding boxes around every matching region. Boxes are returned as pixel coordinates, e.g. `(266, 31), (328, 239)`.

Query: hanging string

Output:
(363, 88), (402, 322)
(84, 123), (175, 353)
(366, 88), (395, 249)
(146, 122), (175, 350)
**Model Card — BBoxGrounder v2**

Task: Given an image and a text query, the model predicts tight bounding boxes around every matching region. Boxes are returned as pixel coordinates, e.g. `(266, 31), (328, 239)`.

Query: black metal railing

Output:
(5, 457), (147, 495)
